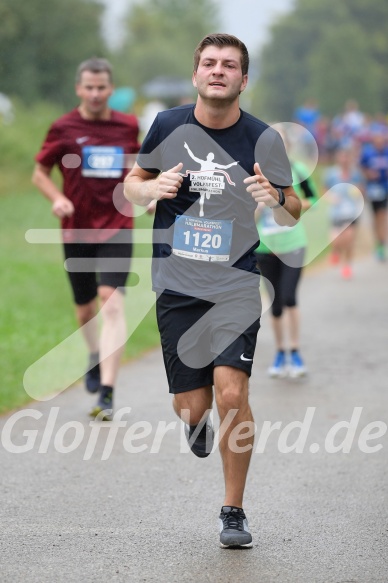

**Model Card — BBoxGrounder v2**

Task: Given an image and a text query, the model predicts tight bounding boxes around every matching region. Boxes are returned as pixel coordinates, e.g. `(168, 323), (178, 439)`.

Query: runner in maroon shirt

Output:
(32, 57), (140, 420)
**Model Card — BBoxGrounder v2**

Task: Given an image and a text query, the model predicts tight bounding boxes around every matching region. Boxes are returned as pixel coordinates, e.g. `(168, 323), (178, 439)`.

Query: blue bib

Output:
(172, 215), (233, 262)
(81, 146), (124, 178)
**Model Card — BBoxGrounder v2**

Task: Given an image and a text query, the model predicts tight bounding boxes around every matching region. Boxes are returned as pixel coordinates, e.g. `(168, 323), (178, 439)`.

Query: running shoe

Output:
(268, 350), (287, 378)
(289, 350), (307, 378)
(184, 416), (214, 458)
(89, 386), (113, 421)
(219, 506), (253, 548)
(85, 353), (100, 394)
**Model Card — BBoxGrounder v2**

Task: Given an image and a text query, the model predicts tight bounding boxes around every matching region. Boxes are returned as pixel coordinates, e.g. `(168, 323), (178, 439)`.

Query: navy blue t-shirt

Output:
(360, 143), (388, 197)
(138, 104), (292, 297)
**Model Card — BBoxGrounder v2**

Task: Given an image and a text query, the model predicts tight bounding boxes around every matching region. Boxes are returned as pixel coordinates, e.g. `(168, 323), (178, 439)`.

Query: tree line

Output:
(0, 0), (386, 119)
(0, 0), (219, 110)
(252, 0), (388, 119)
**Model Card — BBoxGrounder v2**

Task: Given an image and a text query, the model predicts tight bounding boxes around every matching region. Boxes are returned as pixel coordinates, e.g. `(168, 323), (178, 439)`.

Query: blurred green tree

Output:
(251, 0), (388, 119)
(0, 0), (105, 108)
(111, 0), (220, 95)
(308, 23), (380, 116)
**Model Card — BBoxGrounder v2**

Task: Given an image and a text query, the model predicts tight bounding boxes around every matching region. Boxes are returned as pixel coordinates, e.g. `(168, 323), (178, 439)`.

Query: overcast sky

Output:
(101, 0), (295, 53)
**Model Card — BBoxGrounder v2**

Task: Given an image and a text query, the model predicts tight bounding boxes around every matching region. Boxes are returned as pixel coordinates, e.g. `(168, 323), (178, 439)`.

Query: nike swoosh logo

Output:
(76, 136), (89, 144)
(240, 353), (253, 361)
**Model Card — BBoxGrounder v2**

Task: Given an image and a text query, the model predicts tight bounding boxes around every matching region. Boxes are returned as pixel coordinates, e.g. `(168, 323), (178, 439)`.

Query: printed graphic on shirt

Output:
(81, 146), (124, 178)
(182, 141), (238, 217)
(76, 136), (90, 144)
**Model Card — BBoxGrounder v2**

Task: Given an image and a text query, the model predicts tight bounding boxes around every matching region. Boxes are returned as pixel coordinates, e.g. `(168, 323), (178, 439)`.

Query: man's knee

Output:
(173, 388), (212, 425)
(99, 287), (124, 319)
(76, 301), (96, 326)
(216, 385), (247, 413)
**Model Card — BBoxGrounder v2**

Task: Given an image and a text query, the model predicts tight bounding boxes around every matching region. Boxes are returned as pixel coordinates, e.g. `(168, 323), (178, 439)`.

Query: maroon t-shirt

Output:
(35, 108), (140, 242)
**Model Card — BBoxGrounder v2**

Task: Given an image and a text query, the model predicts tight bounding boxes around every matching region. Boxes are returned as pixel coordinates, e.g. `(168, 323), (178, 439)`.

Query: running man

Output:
(32, 57), (140, 420)
(359, 130), (388, 261)
(124, 34), (301, 547)
(324, 146), (364, 279)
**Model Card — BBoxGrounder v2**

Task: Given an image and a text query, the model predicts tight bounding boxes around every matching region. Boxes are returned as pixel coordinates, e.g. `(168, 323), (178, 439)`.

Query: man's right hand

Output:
(52, 195), (75, 218)
(155, 162), (183, 200)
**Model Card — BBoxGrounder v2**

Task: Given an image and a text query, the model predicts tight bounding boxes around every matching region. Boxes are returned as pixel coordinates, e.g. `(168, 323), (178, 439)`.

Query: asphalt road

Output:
(1, 254), (387, 583)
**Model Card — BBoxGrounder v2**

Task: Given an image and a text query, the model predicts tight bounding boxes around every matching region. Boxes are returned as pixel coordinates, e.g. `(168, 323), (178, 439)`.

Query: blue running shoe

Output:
(268, 350), (287, 378)
(289, 350), (307, 378)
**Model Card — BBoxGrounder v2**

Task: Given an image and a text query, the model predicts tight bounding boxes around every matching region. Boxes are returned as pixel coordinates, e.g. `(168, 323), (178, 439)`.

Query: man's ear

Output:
(240, 74), (248, 94)
(192, 72), (197, 88)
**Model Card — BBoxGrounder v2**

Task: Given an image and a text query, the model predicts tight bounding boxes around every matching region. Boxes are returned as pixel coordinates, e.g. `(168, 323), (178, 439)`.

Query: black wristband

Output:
(272, 188), (286, 209)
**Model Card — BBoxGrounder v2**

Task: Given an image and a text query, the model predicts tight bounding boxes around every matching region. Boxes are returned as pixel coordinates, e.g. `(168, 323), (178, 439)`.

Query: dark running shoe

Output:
(184, 416), (214, 458)
(89, 386), (113, 421)
(219, 506), (253, 548)
(85, 353), (100, 394)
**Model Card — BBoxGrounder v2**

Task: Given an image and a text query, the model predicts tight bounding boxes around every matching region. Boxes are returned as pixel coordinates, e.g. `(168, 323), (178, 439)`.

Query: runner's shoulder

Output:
(240, 110), (270, 132)
(45, 109), (87, 138)
(155, 103), (195, 124)
(110, 109), (139, 129)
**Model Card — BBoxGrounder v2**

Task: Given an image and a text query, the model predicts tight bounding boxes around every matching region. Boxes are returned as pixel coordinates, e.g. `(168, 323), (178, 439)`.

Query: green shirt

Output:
(256, 161), (318, 255)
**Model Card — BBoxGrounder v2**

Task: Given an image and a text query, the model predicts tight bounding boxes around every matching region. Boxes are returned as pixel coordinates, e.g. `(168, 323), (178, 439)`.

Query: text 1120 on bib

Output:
(172, 215), (233, 262)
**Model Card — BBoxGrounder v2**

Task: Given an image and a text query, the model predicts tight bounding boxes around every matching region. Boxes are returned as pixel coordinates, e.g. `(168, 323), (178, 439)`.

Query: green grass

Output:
(0, 188), (159, 413)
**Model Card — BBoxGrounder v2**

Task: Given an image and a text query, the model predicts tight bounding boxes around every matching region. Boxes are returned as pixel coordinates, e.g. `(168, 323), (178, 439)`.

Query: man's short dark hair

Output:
(76, 58), (113, 84)
(193, 33), (249, 76)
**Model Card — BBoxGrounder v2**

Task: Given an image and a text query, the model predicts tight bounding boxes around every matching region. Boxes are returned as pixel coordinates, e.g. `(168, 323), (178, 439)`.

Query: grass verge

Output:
(0, 188), (159, 413)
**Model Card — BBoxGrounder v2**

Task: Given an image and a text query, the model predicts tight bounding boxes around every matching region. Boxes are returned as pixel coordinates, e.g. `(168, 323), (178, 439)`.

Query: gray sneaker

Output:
(219, 506), (253, 548)
(85, 353), (100, 393)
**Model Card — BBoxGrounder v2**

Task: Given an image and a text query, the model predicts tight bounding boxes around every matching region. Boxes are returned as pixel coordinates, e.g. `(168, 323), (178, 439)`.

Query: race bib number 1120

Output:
(172, 215), (233, 262)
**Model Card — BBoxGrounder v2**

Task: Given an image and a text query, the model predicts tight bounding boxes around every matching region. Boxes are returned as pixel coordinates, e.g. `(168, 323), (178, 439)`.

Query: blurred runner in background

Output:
(32, 57), (140, 420)
(324, 147), (364, 279)
(255, 125), (318, 378)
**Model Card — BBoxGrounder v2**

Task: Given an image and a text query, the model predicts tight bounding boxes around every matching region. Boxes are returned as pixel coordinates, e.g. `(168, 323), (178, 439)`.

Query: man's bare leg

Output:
(88, 286), (127, 420)
(98, 286), (127, 387)
(214, 366), (254, 508)
(75, 299), (100, 392)
(75, 298), (99, 354)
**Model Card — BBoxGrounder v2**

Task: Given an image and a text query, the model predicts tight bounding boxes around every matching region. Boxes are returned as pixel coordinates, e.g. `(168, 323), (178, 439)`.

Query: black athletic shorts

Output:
(63, 231), (133, 305)
(156, 287), (261, 394)
(371, 198), (388, 213)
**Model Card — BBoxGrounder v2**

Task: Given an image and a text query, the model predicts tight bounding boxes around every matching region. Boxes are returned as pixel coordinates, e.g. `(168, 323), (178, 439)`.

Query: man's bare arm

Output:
(272, 186), (301, 226)
(32, 163), (74, 218)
